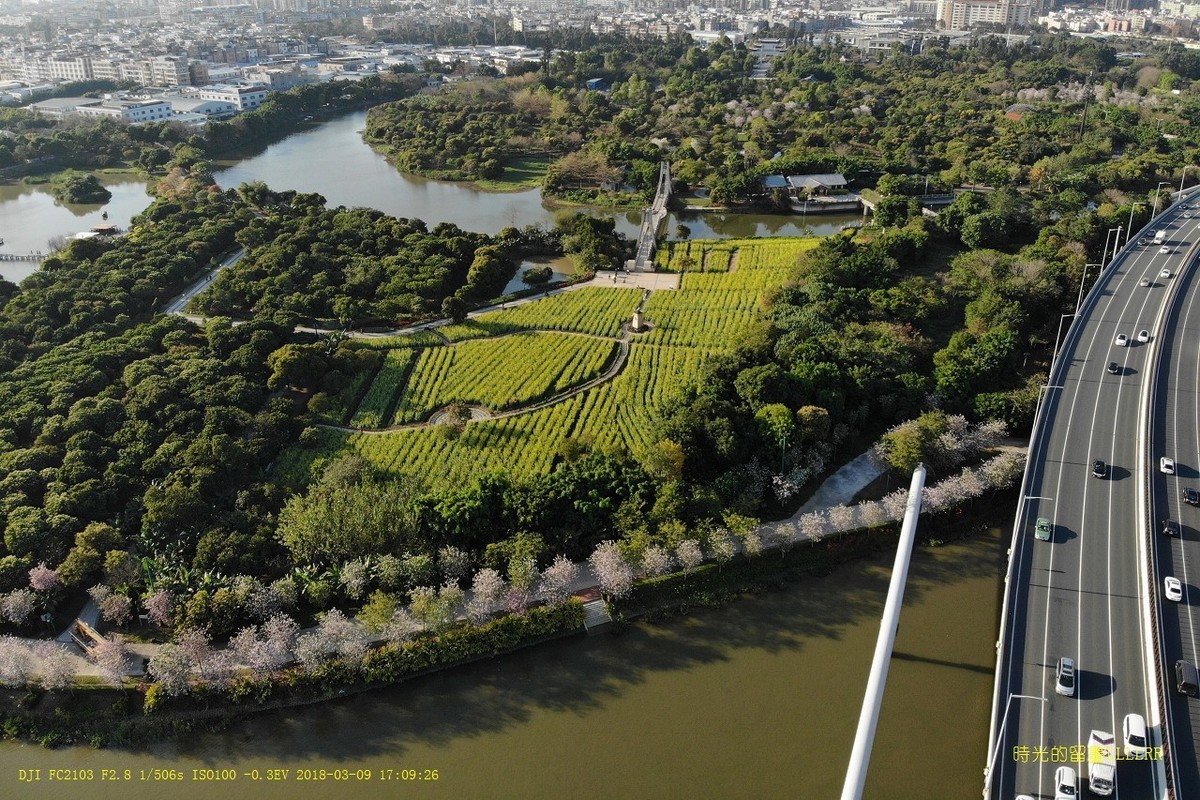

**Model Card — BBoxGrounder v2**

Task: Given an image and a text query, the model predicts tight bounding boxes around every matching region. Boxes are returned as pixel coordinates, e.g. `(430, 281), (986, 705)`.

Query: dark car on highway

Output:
(1185, 488), (1200, 506)
(1092, 459), (1107, 478)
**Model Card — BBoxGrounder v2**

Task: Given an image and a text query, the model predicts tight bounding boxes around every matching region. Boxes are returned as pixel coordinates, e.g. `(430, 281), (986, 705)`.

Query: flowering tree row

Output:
(392, 332), (617, 423)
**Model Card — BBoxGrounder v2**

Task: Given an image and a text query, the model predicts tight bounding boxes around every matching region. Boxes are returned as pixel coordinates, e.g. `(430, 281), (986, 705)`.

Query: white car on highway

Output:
(1161, 245), (1172, 254)
(1166, 576), (1184, 602)
(1115, 333), (1129, 347)
(1137, 329), (1150, 343)
(1161, 268), (1173, 279)
(1162, 456), (1177, 474)
(1054, 766), (1078, 800)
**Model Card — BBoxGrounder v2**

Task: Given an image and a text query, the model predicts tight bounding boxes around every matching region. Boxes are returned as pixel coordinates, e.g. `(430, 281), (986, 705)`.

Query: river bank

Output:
(0, 517), (1004, 799)
(0, 482), (1011, 753)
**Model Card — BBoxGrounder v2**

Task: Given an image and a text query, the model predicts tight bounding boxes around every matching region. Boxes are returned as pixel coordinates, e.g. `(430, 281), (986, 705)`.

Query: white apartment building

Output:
(195, 83), (269, 110)
(74, 99), (173, 123)
(937, 0), (1032, 28)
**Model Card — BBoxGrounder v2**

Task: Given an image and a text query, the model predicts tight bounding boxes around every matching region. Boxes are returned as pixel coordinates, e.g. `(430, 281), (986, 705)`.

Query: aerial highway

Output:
(1150, 205), (1200, 794)
(987, 198), (1199, 800)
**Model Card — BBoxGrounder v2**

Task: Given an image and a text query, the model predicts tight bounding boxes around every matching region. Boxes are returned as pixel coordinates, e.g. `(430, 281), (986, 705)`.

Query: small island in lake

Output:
(51, 173), (112, 204)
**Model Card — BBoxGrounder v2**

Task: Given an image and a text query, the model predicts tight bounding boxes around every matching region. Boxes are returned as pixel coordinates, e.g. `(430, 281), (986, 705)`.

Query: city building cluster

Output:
(0, 0), (1198, 119)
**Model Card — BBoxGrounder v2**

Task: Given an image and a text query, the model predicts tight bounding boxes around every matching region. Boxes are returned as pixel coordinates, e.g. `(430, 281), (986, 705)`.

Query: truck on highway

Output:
(1153, 229), (1167, 245)
(1088, 729), (1117, 796)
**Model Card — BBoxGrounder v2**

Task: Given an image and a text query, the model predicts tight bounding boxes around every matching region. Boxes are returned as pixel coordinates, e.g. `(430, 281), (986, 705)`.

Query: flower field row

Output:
(287, 239), (808, 488)
(392, 332), (618, 423)
(440, 286), (642, 341)
(349, 348), (418, 429)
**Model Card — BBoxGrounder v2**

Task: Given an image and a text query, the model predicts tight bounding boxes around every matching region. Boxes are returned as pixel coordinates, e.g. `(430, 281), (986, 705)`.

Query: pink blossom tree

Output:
(99, 593), (133, 627)
(641, 545), (675, 577)
(177, 628), (214, 678)
(143, 589), (174, 627)
(28, 563), (59, 593)
(799, 511), (828, 541)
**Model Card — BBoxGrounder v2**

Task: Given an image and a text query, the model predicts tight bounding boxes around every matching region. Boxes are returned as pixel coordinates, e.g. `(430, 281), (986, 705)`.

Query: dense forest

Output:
(365, 33), (1199, 209)
(0, 32), (1195, 647)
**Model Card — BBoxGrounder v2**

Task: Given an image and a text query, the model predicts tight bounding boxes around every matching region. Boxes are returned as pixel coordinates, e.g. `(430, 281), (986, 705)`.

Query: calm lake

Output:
(0, 111), (860, 283)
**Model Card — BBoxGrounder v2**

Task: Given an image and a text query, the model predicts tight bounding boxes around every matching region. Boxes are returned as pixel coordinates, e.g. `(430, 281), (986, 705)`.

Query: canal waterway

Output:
(0, 110), (860, 283)
(0, 529), (1004, 799)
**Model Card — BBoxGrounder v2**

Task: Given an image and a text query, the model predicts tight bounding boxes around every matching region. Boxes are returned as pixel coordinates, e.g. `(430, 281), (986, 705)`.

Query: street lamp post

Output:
(1154, 181), (1171, 216)
(1125, 202), (1143, 248)
(1102, 227), (1121, 265)
(1077, 264), (1101, 314)
(982, 693), (1047, 799)
(1180, 165), (1194, 196)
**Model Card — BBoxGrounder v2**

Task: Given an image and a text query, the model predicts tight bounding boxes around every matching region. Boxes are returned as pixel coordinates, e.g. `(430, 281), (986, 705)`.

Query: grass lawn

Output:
(473, 156), (551, 192)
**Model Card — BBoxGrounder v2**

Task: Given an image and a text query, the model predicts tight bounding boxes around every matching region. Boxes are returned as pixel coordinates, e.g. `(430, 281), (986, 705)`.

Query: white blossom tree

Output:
(438, 546), (472, 582)
(147, 643), (192, 697)
(882, 489), (910, 520)
(91, 635), (129, 683)
(859, 500), (887, 529)
(0, 636), (30, 686)
(707, 530), (738, 567)
(177, 628), (214, 678)
(261, 613), (298, 666)
(641, 545), (675, 576)
(799, 511), (828, 541)
(828, 504), (858, 532)
(33, 640), (74, 691)
(676, 540), (704, 573)
(318, 608), (368, 661)
(1, 589), (36, 626)
(338, 559), (371, 600)
(466, 568), (505, 623)
(536, 555), (579, 607)
(381, 608), (423, 644)
(589, 541), (635, 599)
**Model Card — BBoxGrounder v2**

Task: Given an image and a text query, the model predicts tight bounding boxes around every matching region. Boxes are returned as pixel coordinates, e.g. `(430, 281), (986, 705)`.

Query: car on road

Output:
(1161, 245), (1172, 254)
(1115, 333), (1128, 347)
(1141, 277), (1152, 287)
(1165, 576), (1184, 602)
(1107, 362), (1120, 375)
(1139, 238), (1149, 246)
(1092, 459), (1107, 478)
(1161, 456), (1176, 474)
(1054, 765), (1078, 800)
(1123, 713), (1148, 759)
(1035, 517), (1053, 541)
(1138, 329), (1150, 343)
(1185, 487), (1200, 506)
(1163, 519), (1181, 537)
(1055, 656), (1077, 697)
(1161, 268), (1173, 279)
